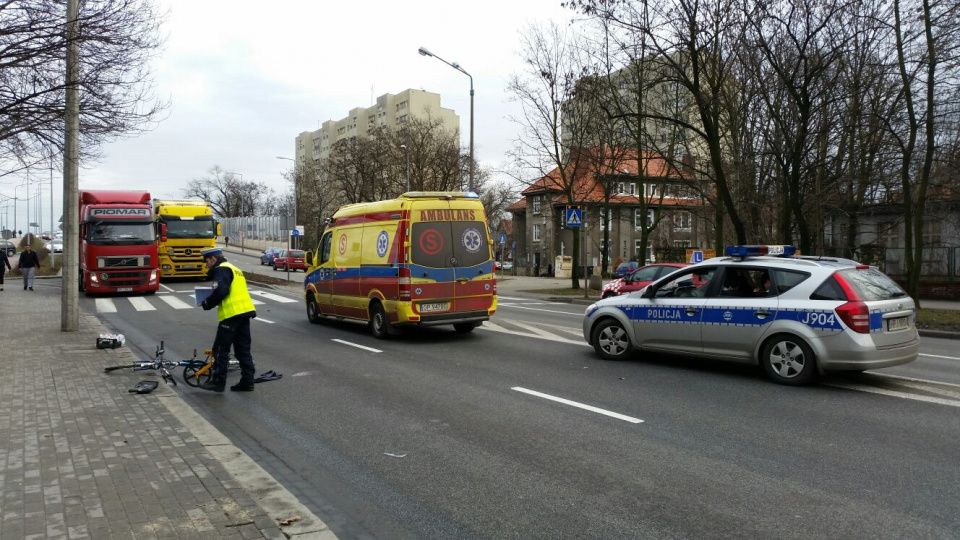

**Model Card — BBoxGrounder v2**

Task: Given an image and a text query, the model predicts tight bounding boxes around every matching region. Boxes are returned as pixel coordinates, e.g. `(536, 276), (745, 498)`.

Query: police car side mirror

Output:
(305, 251), (314, 266)
(641, 286), (655, 298)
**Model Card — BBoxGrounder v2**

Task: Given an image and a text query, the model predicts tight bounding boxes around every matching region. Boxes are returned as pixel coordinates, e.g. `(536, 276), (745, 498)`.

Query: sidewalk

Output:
(0, 283), (337, 539)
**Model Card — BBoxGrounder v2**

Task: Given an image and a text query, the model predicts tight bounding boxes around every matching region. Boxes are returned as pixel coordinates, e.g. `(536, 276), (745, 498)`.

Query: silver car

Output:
(582, 246), (920, 385)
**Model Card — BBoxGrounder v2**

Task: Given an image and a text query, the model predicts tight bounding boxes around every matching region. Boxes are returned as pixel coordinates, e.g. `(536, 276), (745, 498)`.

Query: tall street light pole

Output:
(275, 157), (297, 282)
(400, 144), (410, 192)
(275, 156), (298, 250)
(418, 46), (474, 193)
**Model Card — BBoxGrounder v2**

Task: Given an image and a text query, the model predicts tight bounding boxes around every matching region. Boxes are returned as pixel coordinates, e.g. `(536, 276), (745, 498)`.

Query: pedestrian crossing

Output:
(89, 289), (299, 314)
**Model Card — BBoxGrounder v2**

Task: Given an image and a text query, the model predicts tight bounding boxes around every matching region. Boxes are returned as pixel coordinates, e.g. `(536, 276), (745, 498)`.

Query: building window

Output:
(533, 224), (541, 242)
(533, 197), (541, 214)
(674, 240), (692, 248)
(600, 208), (612, 231)
(634, 208), (655, 229)
(879, 221), (900, 248)
(634, 241), (655, 263)
(628, 183), (636, 196)
(644, 183), (659, 198)
(673, 211), (691, 231)
(617, 182), (625, 195)
(923, 220), (942, 245)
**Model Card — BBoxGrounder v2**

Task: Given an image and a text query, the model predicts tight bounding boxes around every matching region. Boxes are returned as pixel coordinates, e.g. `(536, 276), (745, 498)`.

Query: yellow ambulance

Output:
(304, 192), (497, 338)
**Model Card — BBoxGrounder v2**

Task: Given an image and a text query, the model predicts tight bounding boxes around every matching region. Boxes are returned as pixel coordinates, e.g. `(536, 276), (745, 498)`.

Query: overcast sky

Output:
(4, 0), (579, 234)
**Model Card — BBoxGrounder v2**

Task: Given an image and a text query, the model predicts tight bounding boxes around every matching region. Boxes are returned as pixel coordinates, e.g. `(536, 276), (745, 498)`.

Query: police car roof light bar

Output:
(724, 245), (797, 258)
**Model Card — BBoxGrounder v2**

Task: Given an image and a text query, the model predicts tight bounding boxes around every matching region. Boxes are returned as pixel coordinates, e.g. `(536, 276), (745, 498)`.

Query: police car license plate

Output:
(419, 302), (449, 313)
(117, 287), (133, 292)
(887, 316), (909, 331)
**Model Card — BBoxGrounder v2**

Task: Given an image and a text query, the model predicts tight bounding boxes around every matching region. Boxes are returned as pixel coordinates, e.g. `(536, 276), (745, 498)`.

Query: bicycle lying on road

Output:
(104, 341), (178, 386)
(104, 342), (238, 387)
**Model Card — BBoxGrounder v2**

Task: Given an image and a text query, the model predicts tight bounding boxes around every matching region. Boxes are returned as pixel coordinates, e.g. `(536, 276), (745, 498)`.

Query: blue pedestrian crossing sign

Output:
(565, 205), (582, 228)
(499, 233), (506, 245)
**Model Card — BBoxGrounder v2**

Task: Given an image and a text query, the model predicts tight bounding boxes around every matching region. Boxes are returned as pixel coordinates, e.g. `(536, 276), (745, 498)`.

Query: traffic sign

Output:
(565, 205), (582, 228)
(499, 233), (506, 245)
(291, 229), (300, 237)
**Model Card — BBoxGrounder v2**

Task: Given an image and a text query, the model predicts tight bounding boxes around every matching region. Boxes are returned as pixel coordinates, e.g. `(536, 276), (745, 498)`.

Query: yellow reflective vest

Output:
(217, 262), (256, 321)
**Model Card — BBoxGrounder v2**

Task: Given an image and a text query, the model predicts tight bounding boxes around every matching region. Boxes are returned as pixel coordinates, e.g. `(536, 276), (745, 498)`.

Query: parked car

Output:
(0, 240), (14, 257)
(494, 261), (502, 271)
(601, 263), (688, 299)
(614, 261), (639, 278)
(260, 247), (282, 266)
(584, 245), (919, 385)
(273, 249), (307, 272)
(502, 261), (514, 271)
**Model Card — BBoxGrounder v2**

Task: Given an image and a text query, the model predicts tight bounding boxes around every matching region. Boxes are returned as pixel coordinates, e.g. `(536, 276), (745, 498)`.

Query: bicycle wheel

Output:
(183, 365), (211, 387)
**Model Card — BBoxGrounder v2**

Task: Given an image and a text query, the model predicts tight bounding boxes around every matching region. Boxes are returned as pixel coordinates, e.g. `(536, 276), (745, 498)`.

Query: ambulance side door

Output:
(331, 225), (363, 319)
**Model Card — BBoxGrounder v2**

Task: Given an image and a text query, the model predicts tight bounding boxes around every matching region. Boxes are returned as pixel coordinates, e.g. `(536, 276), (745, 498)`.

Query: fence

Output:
(219, 216), (293, 244)
(882, 247), (960, 278)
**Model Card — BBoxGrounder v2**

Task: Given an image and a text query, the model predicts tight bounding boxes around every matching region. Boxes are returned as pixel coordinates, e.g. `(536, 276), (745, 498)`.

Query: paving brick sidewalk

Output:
(0, 285), (336, 539)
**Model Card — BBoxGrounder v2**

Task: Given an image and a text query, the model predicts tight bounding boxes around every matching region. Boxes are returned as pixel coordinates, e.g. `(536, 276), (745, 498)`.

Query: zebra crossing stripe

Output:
(158, 295), (193, 310)
(95, 298), (117, 313)
(250, 290), (297, 303)
(127, 297), (156, 311)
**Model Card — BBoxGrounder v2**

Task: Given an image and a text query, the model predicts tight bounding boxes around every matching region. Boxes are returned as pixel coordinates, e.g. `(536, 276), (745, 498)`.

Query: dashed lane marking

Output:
(512, 387), (644, 424)
(254, 317), (275, 324)
(919, 353), (960, 361)
(331, 339), (382, 353)
(250, 290), (297, 303)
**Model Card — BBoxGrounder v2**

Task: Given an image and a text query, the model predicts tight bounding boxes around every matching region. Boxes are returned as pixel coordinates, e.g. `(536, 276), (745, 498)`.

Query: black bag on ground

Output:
(129, 380), (159, 394)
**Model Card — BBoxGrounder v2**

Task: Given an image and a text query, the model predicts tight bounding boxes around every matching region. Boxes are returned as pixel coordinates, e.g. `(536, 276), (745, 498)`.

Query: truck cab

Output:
(153, 199), (219, 279)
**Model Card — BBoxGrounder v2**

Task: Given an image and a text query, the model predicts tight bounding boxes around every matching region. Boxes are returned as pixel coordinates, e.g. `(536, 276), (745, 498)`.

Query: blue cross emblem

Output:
(461, 228), (482, 253)
(376, 231), (389, 258)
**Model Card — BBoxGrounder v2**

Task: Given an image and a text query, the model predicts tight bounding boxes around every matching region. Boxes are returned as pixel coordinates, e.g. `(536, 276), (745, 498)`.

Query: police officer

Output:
(198, 247), (257, 392)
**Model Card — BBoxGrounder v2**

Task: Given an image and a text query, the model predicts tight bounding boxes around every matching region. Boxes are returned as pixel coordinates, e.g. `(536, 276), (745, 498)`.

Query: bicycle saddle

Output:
(129, 380), (159, 394)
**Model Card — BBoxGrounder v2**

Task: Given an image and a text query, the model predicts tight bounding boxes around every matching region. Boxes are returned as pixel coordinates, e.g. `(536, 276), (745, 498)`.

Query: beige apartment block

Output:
(295, 89), (459, 166)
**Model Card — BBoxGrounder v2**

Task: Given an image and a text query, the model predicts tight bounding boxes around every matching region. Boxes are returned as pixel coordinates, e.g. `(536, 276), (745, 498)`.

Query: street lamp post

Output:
(276, 156), (299, 258)
(418, 46), (474, 193)
(400, 144), (410, 192)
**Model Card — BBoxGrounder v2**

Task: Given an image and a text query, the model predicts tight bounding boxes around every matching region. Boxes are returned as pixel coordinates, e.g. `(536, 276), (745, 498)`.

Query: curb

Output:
(918, 329), (960, 340)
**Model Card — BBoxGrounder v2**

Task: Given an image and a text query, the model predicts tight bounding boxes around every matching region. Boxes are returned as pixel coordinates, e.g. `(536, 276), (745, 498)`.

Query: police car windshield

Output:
(88, 223), (155, 245)
(837, 268), (908, 301)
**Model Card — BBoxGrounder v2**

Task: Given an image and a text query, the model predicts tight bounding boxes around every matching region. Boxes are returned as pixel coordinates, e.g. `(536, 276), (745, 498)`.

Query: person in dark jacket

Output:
(197, 247), (257, 392)
(18, 244), (40, 291)
(0, 248), (11, 291)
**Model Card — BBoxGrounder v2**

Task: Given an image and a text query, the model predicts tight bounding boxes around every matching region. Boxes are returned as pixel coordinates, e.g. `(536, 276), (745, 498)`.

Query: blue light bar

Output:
(464, 191), (480, 198)
(724, 245), (797, 258)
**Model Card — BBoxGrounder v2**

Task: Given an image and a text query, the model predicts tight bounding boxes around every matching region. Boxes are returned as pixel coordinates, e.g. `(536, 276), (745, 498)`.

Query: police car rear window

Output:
(837, 268), (908, 301)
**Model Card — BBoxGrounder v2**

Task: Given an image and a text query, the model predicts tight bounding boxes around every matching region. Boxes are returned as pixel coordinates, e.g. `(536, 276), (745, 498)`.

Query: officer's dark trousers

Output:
(210, 315), (256, 386)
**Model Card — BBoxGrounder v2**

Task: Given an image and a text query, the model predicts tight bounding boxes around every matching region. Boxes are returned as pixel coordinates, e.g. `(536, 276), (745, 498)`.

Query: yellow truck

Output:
(153, 199), (219, 279)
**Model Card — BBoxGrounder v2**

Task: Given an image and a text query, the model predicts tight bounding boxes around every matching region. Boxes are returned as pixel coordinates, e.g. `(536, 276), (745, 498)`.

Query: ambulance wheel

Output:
(761, 334), (817, 386)
(453, 322), (479, 333)
(306, 295), (323, 324)
(369, 302), (392, 339)
(591, 318), (632, 360)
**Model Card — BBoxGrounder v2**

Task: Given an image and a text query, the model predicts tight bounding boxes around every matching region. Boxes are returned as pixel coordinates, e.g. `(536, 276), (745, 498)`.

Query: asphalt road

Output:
(62, 279), (960, 540)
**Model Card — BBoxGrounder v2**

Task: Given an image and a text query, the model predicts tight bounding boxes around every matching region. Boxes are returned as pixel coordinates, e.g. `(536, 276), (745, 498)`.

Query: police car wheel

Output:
(761, 335), (816, 385)
(306, 295), (323, 324)
(592, 319), (632, 360)
(369, 303), (392, 339)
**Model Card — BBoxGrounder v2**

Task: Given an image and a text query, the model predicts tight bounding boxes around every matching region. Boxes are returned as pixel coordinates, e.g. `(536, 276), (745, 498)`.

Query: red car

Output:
(601, 263), (688, 298)
(272, 249), (307, 272)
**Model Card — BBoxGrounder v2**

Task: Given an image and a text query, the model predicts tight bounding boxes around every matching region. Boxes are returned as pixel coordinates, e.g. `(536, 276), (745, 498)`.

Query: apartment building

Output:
(294, 89), (459, 167)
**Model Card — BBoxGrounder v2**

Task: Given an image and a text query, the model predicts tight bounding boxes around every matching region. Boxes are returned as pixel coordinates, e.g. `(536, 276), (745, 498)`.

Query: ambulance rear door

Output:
(408, 201), (456, 316)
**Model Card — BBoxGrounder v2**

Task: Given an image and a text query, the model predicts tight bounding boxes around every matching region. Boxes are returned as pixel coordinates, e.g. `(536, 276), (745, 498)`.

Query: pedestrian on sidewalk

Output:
(18, 244), (40, 291)
(225, 236), (230, 248)
(198, 247), (257, 392)
(0, 248), (11, 291)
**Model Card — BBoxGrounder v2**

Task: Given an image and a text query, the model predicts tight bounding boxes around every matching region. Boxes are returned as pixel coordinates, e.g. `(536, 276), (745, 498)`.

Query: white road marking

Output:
(250, 290), (297, 303)
(919, 353), (960, 361)
(508, 320), (559, 339)
(95, 298), (117, 313)
(331, 339), (382, 353)
(512, 387), (644, 424)
(158, 295), (194, 310)
(479, 321), (590, 346)
(825, 382), (960, 408)
(159, 283), (175, 292)
(868, 372), (960, 389)
(254, 317), (275, 324)
(496, 304), (584, 317)
(127, 297), (156, 311)
(251, 299), (265, 305)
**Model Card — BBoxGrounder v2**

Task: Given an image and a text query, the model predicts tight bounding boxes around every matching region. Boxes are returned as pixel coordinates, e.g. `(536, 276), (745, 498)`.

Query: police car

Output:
(582, 245), (920, 385)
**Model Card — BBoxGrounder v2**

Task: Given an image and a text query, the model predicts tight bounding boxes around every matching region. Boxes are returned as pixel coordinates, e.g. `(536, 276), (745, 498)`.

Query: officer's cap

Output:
(200, 247), (223, 258)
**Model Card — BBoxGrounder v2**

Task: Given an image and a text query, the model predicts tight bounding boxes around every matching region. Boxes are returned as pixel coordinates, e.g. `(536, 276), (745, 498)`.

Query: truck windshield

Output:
(88, 222), (155, 245)
(162, 219), (215, 238)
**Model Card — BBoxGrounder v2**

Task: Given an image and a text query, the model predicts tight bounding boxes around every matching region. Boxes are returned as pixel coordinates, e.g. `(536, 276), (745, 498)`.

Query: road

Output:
(57, 277), (960, 540)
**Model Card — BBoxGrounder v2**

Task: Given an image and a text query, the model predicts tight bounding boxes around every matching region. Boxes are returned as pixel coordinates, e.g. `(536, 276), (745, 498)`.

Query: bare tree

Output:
(0, 0), (168, 173)
(183, 166), (270, 218)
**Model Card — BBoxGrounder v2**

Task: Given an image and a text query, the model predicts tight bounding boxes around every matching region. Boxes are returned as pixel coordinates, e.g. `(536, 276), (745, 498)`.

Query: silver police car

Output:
(582, 246), (920, 385)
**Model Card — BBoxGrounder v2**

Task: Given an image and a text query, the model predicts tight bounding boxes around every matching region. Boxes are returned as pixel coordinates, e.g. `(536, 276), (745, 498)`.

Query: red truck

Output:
(79, 190), (160, 295)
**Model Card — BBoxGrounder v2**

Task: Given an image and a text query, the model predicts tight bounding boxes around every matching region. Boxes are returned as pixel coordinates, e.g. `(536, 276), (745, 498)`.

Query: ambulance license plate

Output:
(419, 302), (449, 313)
(887, 316), (909, 331)
(117, 287), (133, 292)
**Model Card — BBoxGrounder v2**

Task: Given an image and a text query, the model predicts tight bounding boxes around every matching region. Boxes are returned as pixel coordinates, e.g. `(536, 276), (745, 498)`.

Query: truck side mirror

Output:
(160, 223), (167, 243)
(305, 251), (314, 266)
